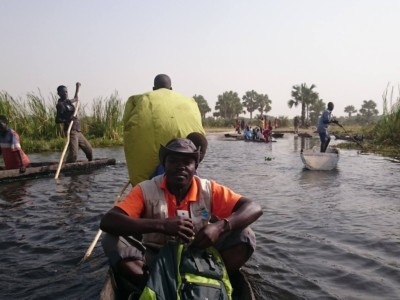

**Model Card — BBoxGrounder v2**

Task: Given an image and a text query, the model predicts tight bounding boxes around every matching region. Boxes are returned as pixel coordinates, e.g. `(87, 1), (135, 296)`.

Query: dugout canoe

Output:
(100, 267), (256, 300)
(0, 158), (116, 183)
(300, 147), (339, 170)
(271, 132), (284, 138)
(224, 134), (276, 143)
(334, 134), (363, 142)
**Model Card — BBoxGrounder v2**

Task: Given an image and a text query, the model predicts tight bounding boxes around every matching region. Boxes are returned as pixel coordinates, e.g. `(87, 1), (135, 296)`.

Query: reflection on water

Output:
(0, 181), (32, 208)
(1, 136), (400, 300)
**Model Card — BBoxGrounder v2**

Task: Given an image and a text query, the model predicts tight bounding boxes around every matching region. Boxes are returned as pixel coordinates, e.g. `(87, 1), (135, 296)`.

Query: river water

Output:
(0, 133), (399, 300)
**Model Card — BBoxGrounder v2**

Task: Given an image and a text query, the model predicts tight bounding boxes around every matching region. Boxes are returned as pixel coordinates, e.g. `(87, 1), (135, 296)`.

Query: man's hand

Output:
(190, 222), (223, 249)
(163, 217), (195, 242)
(332, 120), (339, 124)
(19, 166), (26, 173)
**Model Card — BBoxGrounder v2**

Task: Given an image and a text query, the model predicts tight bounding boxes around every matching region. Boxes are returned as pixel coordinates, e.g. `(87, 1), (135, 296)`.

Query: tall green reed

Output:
(374, 85), (400, 145)
(0, 90), (125, 152)
(87, 91), (124, 140)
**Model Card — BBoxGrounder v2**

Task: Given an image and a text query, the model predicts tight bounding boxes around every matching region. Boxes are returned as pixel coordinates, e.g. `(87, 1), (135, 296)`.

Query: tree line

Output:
(193, 83), (380, 127)
(0, 84), (398, 153)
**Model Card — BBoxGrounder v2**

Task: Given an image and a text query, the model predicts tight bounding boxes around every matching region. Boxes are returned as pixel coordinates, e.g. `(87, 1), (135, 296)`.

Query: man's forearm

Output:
(227, 199), (263, 231)
(17, 150), (24, 167)
(100, 210), (165, 236)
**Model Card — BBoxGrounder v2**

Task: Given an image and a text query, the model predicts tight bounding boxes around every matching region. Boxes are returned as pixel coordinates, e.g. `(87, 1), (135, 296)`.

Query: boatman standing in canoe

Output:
(317, 102), (339, 152)
(123, 74), (205, 185)
(55, 82), (93, 163)
(100, 138), (262, 296)
(0, 115), (30, 173)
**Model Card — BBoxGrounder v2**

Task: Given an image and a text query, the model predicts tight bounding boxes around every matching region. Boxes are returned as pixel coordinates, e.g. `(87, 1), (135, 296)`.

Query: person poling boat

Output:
(99, 138), (263, 299)
(56, 82), (93, 163)
(317, 101), (340, 153)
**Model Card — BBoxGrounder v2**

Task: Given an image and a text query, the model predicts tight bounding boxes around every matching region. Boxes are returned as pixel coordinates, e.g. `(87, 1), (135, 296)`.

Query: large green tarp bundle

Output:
(123, 89), (205, 185)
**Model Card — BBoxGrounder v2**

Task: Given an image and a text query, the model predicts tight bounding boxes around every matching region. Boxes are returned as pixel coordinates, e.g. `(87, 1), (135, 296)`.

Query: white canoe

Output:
(300, 147), (339, 170)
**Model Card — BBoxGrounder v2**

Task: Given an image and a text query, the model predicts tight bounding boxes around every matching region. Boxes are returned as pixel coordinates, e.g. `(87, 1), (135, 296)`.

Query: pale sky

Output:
(1, 0), (399, 118)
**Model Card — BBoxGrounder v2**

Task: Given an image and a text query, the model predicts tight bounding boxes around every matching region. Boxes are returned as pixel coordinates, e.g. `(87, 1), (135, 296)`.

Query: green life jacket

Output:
(139, 241), (233, 300)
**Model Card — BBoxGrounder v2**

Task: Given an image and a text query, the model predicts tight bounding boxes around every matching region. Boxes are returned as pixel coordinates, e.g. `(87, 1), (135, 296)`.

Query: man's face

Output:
(58, 87), (68, 100)
(164, 154), (196, 188)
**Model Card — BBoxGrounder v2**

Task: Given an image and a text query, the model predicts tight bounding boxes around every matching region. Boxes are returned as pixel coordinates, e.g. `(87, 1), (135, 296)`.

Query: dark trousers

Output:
(319, 132), (331, 153)
(66, 130), (93, 163)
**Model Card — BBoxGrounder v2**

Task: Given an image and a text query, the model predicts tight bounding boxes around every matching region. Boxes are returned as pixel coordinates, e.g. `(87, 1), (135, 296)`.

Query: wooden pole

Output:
(55, 82), (81, 179)
(338, 123), (365, 150)
(79, 180), (131, 264)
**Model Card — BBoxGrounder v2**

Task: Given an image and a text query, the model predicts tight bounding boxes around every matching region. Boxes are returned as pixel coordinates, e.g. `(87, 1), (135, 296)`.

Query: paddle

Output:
(79, 180), (131, 264)
(55, 82), (81, 179)
(337, 123), (365, 150)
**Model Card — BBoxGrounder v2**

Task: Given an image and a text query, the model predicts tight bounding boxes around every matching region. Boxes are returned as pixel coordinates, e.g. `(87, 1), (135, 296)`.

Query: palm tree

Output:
(214, 91), (243, 119)
(359, 100), (379, 123)
(344, 105), (357, 118)
(257, 93), (272, 116)
(193, 94), (211, 119)
(288, 83), (319, 127)
(242, 90), (259, 120)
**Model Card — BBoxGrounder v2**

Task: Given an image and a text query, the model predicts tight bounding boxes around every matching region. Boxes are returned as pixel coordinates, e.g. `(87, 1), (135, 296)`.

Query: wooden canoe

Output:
(271, 132), (284, 138)
(224, 134), (276, 143)
(300, 147), (339, 170)
(224, 133), (240, 138)
(0, 158), (116, 183)
(297, 132), (313, 138)
(334, 134), (363, 142)
(100, 267), (256, 300)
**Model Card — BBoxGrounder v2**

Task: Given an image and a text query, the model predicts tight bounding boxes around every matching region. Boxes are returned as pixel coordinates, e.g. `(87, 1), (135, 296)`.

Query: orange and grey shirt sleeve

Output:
(116, 186), (145, 218)
(210, 180), (242, 218)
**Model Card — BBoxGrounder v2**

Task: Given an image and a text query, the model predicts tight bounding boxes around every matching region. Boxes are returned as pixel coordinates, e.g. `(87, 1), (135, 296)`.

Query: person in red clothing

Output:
(262, 126), (271, 142)
(100, 138), (262, 288)
(0, 115), (30, 173)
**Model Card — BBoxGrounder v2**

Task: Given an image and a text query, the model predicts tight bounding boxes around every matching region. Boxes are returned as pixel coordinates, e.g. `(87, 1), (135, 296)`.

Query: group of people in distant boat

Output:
(241, 116), (274, 143)
(243, 125), (272, 142)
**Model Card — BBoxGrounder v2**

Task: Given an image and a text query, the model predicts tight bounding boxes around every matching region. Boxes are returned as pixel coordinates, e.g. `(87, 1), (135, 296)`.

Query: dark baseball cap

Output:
(159, 138), (200, 166)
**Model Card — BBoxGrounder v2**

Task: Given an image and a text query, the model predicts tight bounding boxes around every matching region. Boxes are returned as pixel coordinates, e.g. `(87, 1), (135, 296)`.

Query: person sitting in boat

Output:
(252, 127), (257, 140)
(0, 115), (30, 173)
(150, 131), (208, 178)
(317, 102), (339, 152)
(100, 138), (262, 293)
(243, 125), (252, 140)
(256, 128), (266, 141)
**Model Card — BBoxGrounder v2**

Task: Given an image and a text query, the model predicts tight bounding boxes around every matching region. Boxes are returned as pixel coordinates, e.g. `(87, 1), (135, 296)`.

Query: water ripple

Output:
(1, 139), (400, 299)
